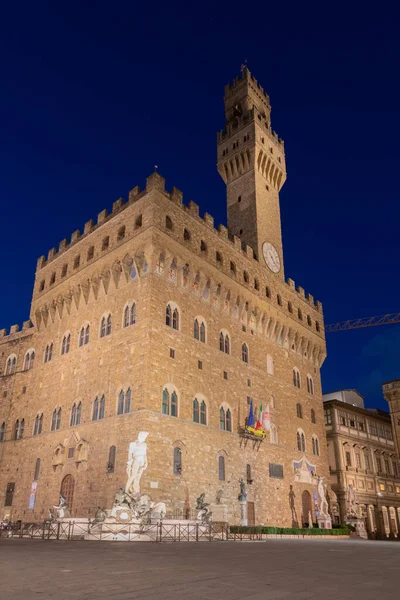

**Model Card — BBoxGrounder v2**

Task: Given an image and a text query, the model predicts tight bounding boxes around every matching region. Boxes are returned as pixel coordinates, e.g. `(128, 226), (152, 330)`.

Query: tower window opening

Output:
(238, 196), (241, 203)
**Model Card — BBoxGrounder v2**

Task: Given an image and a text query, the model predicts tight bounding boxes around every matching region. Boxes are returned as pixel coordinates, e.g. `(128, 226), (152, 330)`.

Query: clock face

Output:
(262, 242), (281, 273)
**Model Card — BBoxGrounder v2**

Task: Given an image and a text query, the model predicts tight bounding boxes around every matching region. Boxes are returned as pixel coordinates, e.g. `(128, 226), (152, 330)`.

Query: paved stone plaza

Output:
(0, 539), (398, 599)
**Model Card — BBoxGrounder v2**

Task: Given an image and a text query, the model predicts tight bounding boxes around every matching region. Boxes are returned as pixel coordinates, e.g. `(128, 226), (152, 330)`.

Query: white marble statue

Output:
(317, 476), (329, 517)
(345, 484), (358, 517)
(125, 432), (149, 497)
(308, 510), (313, 528)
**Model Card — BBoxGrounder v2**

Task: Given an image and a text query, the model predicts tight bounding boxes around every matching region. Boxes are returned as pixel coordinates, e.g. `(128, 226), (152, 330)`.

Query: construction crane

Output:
(326, 313), (400, 333)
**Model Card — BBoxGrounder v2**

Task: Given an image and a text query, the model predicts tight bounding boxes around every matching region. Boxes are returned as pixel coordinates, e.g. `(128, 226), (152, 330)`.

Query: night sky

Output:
(1, 2), (399, 410)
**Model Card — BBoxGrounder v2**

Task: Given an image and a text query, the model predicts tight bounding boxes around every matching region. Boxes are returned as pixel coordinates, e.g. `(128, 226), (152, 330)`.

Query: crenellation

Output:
(218, 224), (228, 239)
(146, 172), (165, 192)
(296, 286), (305, 299)
(168, 186), (182, 206)
(233, 235), (242, 253)
(84, 219), (94, 235)
(316, 301), (323, 313)
(203, 213), (214, 228)
(129, 185), (141, 202)
(22, 320), (32, 331)
(0, 329), (6, 339)
(59, 238), (68, 252)
(37, 255), (46, 270)
(71, 229), (81, 244)
(9, 325), (19, 334)
(97, 209), (108, 225)
(245, 244), (253, 259)
(188, 201), (199, 217)
(47, 248), (56, 260)
(287, 278), (295, 290)
(306, 293), (314, 305)
(112, 197), (124, 213)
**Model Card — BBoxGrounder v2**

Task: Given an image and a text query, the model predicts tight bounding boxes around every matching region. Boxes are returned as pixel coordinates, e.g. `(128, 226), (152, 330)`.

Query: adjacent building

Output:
(323, 389), (400, 537)
(0, 68), (328, 526)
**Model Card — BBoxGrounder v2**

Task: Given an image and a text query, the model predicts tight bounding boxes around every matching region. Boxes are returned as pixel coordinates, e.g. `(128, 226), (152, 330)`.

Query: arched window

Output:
(293, 368), (301, 388)
(162, 389), (169, 415)
(92, 397), (99, 421)
(108, 445), (116, 473)
(267, 354), (274, 375)
(33, 458), (41, 481)
(61, 334), (71, 355)
(100, 314), (112, 338)
(0, 422), (5, 442)
(219, 332), (224, 351)
(44, 343), (53, 363)
(194, 319), (200, 340)
(200, 240), (207, 253)
(312, 436), (320, 456)
(242, 343), (249, 364)
(194, 318), (206, 342)
(307, 315), (312, 327)
(193, 398), (199, 423)
(171, 391), (178, 417)
(200, 401), (207, 425)
(5, 355), (17, 375)
(219, 407), (225, 430)
(14, 419), (24, 440)
(79, 325), (90, 346)
(117, 226), (126, 241)
(218, 455), (225, 481)
(219, 332), (230, 354)
(70, 402), (82, 426)
(297, 430), (306, 452)
(99, 395), (105, 419)
(166, 303), (179, 330)
(51, 408), (62, 431)
(219, 407), (232, 431)
(117, 389), (131, 415)
(298, 308), (303, 321)
(33, 413), (43, 436)
(166, 215), (173, 230)
(184, 228), (191, 241)
(24, 350), (35, 370)
(296, 403), (303, 419)
(173, 447), (182, 474)
(162, 388), (178, 417)
(307, 376), (314, 395)
(311, 408), (316, 424)
(124, 303), (136, 327)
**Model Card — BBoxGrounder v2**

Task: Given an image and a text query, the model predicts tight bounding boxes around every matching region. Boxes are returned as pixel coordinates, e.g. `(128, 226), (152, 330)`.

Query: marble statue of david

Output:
(125, 432), (149, 497)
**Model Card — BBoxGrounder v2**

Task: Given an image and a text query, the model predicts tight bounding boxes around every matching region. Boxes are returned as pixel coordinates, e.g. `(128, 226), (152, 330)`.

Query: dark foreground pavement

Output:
(0, 538), (398, 599)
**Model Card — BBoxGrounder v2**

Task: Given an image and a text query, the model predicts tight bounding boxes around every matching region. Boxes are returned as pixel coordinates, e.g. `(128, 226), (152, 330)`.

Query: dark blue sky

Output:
(1, 2), (399, 409)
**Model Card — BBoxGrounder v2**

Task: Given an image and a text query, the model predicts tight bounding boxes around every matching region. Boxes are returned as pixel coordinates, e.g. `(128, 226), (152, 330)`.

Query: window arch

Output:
(33, 458), (41, 481)
(219, 406), (232, 432)
(100, 314), (112, 338)
(117, 388), (131, 415)
(108, 445), (116, 473)
(307, 375), (314, 395)
(266, 354), (274, 375)
(14, 419), (24, 440)
(124, 302), (137, 328)
(173, 447), (182, 474)
(51, 407), (62, 431)
(218, 455), (225, 481)
(0, 422), (5, 442)
(70, 401), (82, 426)
(311, 408), (316, 424)
(61, 333), (71, 355)
(92, 396), (105, 421)
(79, 324), (90, 347)
(297, 429), (306, 452)
(33, 413), (43, 436)
(296, 403), (303, 419)
(44, 343), (53, 363)
(5, 355), (17, 375)
(293, 368), (301, 388)
(166, 303), (179, 330)
(162, 387), (178, 417)
(193, 397), (207, 425)
(219, 331), (230, 354)
(312, 436), (320, 456)
(194, 317), (206, 343)
(241, 343), (249, 364)
(24, 350), (35, 371)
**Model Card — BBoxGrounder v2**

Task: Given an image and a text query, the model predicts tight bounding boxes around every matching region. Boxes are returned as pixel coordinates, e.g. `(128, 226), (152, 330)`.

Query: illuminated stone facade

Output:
(0, 69), (327, 526)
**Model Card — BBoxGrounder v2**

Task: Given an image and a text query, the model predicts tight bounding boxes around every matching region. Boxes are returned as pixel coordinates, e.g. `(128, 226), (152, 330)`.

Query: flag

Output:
(255, 403), (263, 430)
(263, 404), (271, 431)
(247, 399), (255, 428)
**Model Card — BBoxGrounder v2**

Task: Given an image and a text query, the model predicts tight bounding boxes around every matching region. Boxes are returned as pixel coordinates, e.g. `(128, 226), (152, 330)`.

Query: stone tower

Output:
(383, 379), (400, 457)
(217, 67), (286, 277)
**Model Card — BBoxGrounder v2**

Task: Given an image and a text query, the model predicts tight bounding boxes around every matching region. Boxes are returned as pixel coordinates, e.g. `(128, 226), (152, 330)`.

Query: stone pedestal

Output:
(345, 516), (368, 539)
(317, 515), (332, 530)
(239, 500), (248, 526)
(209, 503), (228, 524)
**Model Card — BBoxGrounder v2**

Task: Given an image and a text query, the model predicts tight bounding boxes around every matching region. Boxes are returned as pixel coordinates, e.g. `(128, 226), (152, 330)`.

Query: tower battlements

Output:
(0, 320), (34, 342)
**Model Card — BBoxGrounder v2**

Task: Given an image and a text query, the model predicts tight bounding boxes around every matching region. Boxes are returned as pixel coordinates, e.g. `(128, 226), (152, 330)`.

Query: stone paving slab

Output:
(0, 538), (398, 600)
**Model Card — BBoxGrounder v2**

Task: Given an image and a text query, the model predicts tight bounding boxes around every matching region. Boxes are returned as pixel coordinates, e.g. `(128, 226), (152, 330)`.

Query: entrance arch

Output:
(60, 474), (75, 508)
(301, 490), (312, 526)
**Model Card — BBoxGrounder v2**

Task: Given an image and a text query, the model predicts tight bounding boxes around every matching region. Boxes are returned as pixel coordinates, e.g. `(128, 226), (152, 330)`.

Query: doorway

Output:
(60, 474), (75, 508)
(247, 501), (255, 526)
(301, 490), (312, 526)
